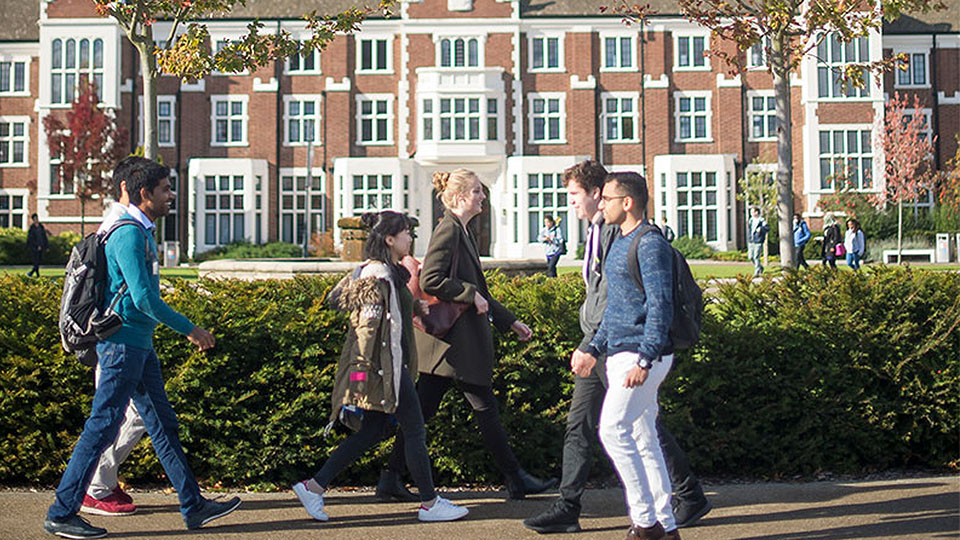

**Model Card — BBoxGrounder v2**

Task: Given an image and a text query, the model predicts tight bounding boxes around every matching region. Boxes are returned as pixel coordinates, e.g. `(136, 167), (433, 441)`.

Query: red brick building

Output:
(0, 0), (956, 258)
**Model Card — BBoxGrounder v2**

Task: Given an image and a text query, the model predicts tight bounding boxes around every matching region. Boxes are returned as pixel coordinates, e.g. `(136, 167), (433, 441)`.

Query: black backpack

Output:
(626, 224), (703, 351)
(59, 218), (143, 366)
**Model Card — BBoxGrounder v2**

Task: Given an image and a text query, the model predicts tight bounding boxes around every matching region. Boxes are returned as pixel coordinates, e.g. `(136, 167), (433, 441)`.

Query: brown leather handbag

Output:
(401, 254), (469, 338)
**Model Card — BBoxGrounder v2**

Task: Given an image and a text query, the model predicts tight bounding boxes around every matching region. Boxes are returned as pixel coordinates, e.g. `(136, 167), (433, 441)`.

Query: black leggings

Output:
(387, 373), (521, 477)
(313, 370), (437, 502)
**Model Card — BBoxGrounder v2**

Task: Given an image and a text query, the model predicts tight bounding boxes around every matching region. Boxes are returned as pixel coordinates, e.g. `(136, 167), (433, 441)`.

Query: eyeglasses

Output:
(600, 195), (628, 203)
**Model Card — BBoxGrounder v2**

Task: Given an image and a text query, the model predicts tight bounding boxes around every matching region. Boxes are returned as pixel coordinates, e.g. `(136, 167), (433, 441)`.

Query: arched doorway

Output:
(431, 184), (491, 256)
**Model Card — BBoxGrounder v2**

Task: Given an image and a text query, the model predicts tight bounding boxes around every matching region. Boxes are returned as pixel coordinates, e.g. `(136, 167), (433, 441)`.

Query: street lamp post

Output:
(303, 140), (313, 257)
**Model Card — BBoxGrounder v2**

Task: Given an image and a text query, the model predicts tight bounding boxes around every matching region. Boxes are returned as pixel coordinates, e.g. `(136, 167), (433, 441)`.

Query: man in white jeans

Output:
(81, 158), (146, 517)
(574, 172), (681, 540)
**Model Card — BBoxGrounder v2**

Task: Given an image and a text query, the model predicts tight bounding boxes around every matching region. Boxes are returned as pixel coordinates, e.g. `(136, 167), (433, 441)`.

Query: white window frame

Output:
(201, 173), (249, 247)
(747, 37), (769, 69)
(674, 91), (712, 143)
(283, 95), (322, 146)
(903, 107), (933, 141)
(674, 34), (710, 71)
(279, 167), (326, 244)
(0, 56), (30, 96)
(210, 34), (250, 76)
(348, 173), (400, 214)
(527, 93), (566, 144)
(674, 170), (722, 242)
(137, 95), (177, 148)
(356, 94), (394, 145)
(894, 49), (930, 89)
(0, 188), (28, 229)
(50, 37), (106, 104)
(210, 95), (249, 147)
(528, 32), (564, 72)
(601, 92), (639, 143)
(436, 35), (484, 68)
(600, 32), (637, 72)
(525, 172), (569, 244)
(0, 116), (30, 168)
(816, 33), (871, 100)
(817, 124), (875, 192)
(747, 90), (777, 142)
(356, 35), (393, 74)
(284, 41), (321, 75)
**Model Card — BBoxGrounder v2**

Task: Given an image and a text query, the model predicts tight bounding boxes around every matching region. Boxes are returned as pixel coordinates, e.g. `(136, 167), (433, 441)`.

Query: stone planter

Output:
(338, 217), (367, 262)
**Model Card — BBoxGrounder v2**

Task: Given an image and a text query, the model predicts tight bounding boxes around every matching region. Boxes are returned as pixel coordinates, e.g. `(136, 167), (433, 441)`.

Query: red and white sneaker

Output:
(111, 486), (134, 505)
(80, 493), (137, 516)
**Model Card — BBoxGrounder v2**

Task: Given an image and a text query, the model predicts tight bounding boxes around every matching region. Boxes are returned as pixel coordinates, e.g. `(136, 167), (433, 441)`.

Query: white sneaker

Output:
(418, 497), (469, 522)
(293, 481), (329, 521)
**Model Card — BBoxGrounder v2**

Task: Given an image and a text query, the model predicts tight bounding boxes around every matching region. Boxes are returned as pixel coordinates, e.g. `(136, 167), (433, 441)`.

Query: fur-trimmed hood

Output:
(329, 261), (392, 312)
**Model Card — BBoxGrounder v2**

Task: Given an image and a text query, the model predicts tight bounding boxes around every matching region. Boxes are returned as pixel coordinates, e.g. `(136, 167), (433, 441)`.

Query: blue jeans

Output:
(846, 252), (861, 270)
(47, 342), (203, 521)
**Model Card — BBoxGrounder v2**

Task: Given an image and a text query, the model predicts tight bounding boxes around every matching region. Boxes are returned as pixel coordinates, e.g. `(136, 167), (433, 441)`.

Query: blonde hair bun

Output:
(432, 171), (451, 194)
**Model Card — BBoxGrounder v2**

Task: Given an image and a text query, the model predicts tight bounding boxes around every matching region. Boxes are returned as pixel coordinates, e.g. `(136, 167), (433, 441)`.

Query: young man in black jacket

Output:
(26, 214), (48, 277)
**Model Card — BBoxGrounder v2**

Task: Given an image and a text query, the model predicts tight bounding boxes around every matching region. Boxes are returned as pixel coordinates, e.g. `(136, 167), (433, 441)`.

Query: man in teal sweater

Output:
(44, 158), (241, 539)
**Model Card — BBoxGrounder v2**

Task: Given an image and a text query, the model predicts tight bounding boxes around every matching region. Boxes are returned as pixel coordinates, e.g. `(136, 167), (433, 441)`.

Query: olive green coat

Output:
(327, 262), (416, 429)
(415, 210), (516, 386)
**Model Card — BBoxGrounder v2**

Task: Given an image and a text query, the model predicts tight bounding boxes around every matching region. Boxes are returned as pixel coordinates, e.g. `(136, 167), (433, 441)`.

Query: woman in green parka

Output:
(291, 211), (468, 523)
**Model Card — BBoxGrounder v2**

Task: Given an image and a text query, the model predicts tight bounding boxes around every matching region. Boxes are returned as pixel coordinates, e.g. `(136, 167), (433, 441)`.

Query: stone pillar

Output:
(338, 217), (367, 262)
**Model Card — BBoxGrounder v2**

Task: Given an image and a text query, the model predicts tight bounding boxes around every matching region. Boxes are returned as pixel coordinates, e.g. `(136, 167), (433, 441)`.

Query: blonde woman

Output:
(378, 169), (557, 501)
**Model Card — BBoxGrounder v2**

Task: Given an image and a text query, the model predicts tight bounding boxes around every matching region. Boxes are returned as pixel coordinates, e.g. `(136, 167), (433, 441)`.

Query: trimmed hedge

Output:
(0, 228), (82, 266)
(0, 266), (957, 489)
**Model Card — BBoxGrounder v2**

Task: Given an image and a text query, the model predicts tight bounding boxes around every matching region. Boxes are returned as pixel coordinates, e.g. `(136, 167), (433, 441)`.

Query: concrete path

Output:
(5, 475), (957, 540)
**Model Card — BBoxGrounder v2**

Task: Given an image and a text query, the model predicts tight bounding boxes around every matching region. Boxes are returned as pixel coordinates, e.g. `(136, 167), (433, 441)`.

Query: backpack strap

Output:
(98, 218), (150, 312)
(626, 223), (665, 295)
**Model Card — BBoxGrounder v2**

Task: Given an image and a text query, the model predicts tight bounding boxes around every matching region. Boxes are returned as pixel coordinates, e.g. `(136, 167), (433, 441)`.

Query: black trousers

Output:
(558, 359), (705, 514)
(546, 254), (561, 278)
(28, 249), (42, 276)
(796, 245), (809, 268)
(387, 373), (521, 477)
(315, 370), (437, 502)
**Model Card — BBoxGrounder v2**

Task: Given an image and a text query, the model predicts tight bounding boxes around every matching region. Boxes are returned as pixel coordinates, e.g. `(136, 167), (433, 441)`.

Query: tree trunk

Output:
(771, 36), (796, 268)
(897, 199), (903, 264)
(131, 26), (158, 160)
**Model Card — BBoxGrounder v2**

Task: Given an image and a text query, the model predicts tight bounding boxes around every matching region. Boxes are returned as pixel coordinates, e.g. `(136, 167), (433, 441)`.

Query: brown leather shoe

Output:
(664, 528), (683, 540)
(626, 522), (666, 540)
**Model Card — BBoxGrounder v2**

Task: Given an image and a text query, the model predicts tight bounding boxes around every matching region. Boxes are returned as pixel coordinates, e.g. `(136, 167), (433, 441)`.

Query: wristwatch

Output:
(637, 356), (654, 370)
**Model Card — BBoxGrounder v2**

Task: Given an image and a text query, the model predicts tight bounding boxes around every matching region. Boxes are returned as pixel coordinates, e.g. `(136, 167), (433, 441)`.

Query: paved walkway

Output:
(6, 475), (957, 539)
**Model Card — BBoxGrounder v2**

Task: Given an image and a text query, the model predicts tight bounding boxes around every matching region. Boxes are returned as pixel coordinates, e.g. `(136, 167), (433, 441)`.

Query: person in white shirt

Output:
(843, 218), (865, 270)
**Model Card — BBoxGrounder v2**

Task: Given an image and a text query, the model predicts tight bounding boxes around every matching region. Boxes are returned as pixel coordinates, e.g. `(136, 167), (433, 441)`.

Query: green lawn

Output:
(2, 266), (198, 280)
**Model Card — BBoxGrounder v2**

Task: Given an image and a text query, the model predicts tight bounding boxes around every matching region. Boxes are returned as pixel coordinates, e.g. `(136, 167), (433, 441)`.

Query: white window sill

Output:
(603, 139), (640, 144)
(284, 141), (323, 147)
(528, 139), (568, 145)
(0, 163), (30, 168)
(747, 137), (777, 143)
(673, 66), (711, 72)
(356, 70), (395, 76)
(211, 141), (250, 147)
(746, 65), (768, 71)
(285, 71), (323, 76)
(815, 96), (875, 103)
(600, 67), (638, 73)
(0, 92), (31, 98)
(675, 138), (714, 143)
(530, 68), (566, 74)
(356, 140), (394, 146)
(893, 83), (931, 89)
(46, 194), (76, 200)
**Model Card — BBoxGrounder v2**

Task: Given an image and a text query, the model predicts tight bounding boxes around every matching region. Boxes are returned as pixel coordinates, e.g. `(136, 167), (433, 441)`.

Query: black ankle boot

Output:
(505, 468), (558, 500)
(375, 469), (418, 502)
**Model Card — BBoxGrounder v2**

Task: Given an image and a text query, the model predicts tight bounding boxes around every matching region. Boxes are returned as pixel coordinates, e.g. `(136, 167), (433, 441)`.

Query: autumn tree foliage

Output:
(607, 0), (945, 268)
(44, 81), (128, 236)
(93, 0), (394, 159)
(871, 92), (938, 263)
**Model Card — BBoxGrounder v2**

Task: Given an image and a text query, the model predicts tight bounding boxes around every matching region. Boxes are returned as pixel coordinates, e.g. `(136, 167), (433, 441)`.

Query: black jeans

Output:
(314, 370), (437, 502)
(546, 254), (561, 278)
(28, 249), (41, 277)
(558, 359), (705, 514)
(387, 373), (521, 477)
(796, 245), (809, 268)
